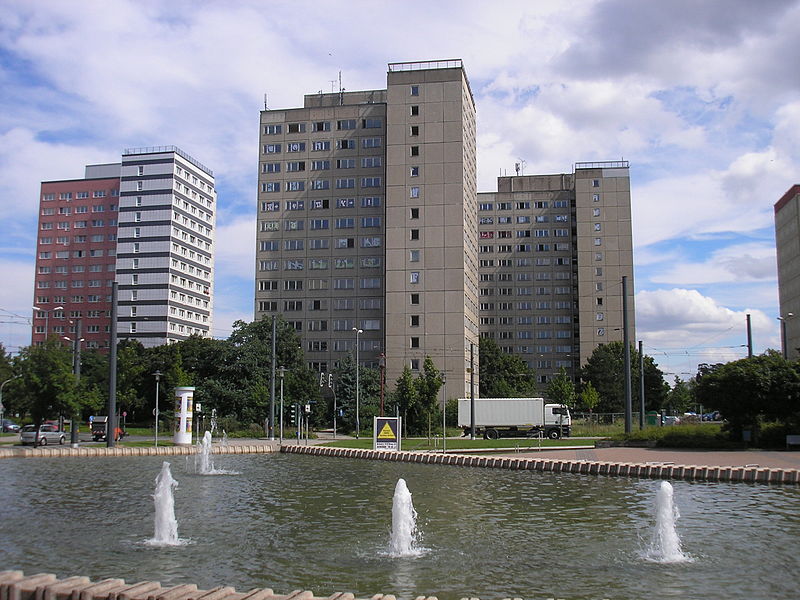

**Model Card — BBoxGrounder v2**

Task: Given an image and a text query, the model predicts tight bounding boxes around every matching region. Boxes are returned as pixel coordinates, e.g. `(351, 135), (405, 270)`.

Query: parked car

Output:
(1, 419), (20, 433)
(20, 424), (66, 446)
(702, 411), (721, 421)
(663, 415), (681, 426)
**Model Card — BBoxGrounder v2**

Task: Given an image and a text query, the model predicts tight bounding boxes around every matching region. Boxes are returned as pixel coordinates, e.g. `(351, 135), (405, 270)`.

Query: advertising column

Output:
(174, 386), (195, 445)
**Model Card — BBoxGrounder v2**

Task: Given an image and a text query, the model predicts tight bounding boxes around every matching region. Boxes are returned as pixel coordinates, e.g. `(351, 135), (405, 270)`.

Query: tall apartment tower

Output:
(255, 60), (478, 394)
(32, 146), (216, 349)
(117, 147), (217, 347)
(774, 184), (800, 359)
(32, 170), (121, 349)
(476, 161), (635, 384)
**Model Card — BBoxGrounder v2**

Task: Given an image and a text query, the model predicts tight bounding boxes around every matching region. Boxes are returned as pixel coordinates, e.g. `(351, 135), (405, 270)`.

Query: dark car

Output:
(1, 419), (20, 433)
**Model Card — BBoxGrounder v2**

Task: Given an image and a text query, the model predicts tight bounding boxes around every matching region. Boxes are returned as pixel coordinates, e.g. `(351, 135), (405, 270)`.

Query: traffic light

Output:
(319, 373), (325, 387)
(290, 403), (297, 426)
(328, 373), (333, 388)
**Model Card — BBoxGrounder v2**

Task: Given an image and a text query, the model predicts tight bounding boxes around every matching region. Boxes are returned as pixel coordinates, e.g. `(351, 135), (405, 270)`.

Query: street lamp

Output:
(352, 327), (362, 439)
(1, 375), (21, 429)
(63, 318), (83, 446)
(778, 313), (795, 359)
(153, 370), (162, 446)
(32, 305), (63, 343)
(441, 373), (447, 453)
(378, 353), (386, 417)
(278, 366), (286, 444)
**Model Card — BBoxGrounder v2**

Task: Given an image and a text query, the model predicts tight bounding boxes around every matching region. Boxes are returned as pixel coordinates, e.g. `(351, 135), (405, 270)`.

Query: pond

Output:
(0, 453), (798, 599)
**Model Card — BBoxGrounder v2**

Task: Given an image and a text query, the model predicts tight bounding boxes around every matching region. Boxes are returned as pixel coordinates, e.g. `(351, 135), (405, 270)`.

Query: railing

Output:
(123, 146), (213, 177)
(388, 59), (462, 72)
(574, 160), (629, 170)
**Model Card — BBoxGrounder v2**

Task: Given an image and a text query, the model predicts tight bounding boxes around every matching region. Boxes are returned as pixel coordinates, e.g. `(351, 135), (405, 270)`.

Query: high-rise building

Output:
(254, 59), (635, 392)
(477, 163), (635, 384)
(774, 184), (800, 359)
(31, 146), (216, 349)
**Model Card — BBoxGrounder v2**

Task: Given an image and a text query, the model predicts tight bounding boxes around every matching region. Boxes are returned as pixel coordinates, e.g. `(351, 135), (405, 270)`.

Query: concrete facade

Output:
(253, 59), (634, 393)
(775, 184), (800, 360)
(477, 162), (635, 384)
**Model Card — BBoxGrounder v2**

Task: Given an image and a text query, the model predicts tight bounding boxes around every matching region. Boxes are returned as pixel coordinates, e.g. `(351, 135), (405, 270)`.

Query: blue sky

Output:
(1, 0), (798, 381)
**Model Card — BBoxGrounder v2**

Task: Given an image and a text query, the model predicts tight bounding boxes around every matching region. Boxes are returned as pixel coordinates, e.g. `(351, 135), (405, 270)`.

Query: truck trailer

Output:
(457, 397), (571, 439)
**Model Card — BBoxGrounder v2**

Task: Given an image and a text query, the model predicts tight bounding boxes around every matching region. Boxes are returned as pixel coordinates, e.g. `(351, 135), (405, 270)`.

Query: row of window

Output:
(39, 249), (114, 259)
(40, 234), (116, 244)
(41, 219), (115, 230)
(479, 243), (573, 253)
(479, 200), (570, 211)
(264, 119), (384, 135)
(481, 272), (572, 282)
(479, 215), (569, 225)
(479, 228), (570, 239)
(263, 138), (383, 154)
(43, 191), (118, 201)
(479, 287), (574, 296)
(261, 197), (383, 212)
(261, 177), (382, 193)
(479, 301), (573, 311)
(262, 158), (383, 172)
(41, 204), (117, 215)
(259, 217), (382, 231)
(36, 280), (113, 289)
(38, 264), (113, 274)
(259, 236), (382, 251)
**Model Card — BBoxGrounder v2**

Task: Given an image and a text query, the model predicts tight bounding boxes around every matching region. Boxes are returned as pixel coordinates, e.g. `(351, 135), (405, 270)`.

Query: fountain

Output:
(387, 478), (423, 557)
(643, 480), (691, 563)
(147, 461), (181, 546)
(194, 430), (237, 475)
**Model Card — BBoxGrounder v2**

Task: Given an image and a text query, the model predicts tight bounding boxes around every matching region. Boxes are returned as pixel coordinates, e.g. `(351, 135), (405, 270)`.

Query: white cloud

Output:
(649, 242), (776, 285)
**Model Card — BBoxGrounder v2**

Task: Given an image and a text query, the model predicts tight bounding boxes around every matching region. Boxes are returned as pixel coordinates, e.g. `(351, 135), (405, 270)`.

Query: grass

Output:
(119, 440), (177, 447)
(321, 437), (591, 451)
(611, 423), (746, 449)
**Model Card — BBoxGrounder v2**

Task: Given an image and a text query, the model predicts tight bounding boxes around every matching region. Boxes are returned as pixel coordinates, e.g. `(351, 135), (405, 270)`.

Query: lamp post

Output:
(32, 305), (63, 343)
(778, 313), (795, 359)
(379, 353), (386, 417)
(153, 370), (162, 447)
(441, 373), (447, 453)
(63, 318), (83, 446)
(352, 327), (362, 438)
(278, 366), (286, 443)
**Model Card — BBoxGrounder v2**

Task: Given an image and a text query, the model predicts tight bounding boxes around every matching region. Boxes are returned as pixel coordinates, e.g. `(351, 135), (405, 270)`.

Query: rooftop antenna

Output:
(339, 70), (344, 106)
(263, 94), (269, 111)
(516, 159), (526, 176)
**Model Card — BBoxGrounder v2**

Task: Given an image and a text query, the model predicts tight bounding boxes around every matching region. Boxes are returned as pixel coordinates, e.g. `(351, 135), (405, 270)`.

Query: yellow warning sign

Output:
(378, 422), (396, 439)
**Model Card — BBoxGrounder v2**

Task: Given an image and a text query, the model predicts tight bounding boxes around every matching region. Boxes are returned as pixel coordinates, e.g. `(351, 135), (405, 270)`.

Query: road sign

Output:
(373, 416), (401, 451)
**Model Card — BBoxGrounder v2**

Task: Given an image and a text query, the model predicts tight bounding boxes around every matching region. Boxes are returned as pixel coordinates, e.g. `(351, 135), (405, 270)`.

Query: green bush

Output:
(611, 424), (744, 449)
(757, 422), (792, 449)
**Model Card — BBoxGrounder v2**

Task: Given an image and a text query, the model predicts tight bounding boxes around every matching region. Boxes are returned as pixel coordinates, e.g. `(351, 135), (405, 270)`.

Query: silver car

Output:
(20, 424), (66, 446)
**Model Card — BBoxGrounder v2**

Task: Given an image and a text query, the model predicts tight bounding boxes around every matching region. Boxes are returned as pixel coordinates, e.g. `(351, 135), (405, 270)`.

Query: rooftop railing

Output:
(123, 146), (213, 176)
(575, 160), (629, 170)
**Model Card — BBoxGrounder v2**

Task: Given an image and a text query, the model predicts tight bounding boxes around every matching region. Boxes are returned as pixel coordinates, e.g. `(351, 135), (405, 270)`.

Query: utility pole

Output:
(622, 276), (632, 434)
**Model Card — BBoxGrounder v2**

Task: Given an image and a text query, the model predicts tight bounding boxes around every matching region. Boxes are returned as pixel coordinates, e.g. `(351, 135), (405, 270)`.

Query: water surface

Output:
(0, 453), (797, 600)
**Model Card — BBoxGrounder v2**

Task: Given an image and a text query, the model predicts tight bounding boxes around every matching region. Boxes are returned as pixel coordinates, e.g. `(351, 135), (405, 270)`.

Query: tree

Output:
(666, 376), (693, 414)
(546, 367), (576, 406)
(390, 366), (419, 437)
(580, 342), (667, 412)
(332, 353), (378, 434)
(694, 351), (800, 441)
(580, 381), (600, 413)
(12, 338), (79, 447)
(478, 337), (537, 397)
(415, 356), (444, 438)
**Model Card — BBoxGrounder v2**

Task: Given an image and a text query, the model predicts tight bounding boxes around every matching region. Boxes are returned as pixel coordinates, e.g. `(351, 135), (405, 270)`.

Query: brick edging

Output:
(0, 570), (392, 600)
(0, 444), (277, 460)
(280, 445), (800, 484)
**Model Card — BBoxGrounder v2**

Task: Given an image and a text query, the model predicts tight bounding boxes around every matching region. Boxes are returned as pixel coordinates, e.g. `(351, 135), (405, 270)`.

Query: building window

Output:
(410, 293), (420, 305)
(410, 105), (419, 116)
(410, 146), (419, 156)
(410, 85), (419, 96)
(409, 250), (420, 262)
(410, 337), (420, 348)
(264, 124), (282, 135)
(410, 125), (419, 136)
(410, 166), (419, 177)
(410, 187), (420, 198)
(337, 119), (357, 130)
(594, 238), (602, 246)
(410, 229), (419, 240)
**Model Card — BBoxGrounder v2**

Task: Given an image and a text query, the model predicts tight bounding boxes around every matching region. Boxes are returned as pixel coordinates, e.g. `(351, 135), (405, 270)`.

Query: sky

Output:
(1, 0), (798, 382)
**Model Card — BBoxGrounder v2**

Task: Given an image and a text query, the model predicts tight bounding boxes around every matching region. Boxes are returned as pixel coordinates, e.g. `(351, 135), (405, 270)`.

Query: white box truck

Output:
(457, 397), (571, 440)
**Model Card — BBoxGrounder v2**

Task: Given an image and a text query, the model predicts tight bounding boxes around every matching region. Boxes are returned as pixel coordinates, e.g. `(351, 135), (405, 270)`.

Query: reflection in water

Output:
(0, 454), (797, 600)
